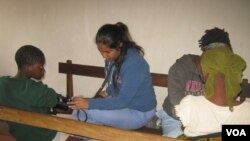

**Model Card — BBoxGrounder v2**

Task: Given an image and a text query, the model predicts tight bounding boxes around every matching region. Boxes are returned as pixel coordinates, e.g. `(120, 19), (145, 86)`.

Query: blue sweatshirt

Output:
(89, 48), (156, 112)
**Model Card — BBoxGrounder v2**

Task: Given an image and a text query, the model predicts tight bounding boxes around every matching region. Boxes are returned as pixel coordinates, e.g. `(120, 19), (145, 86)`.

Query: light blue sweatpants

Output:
(156, 109), (183, 138)
(73, 108), (156, 130)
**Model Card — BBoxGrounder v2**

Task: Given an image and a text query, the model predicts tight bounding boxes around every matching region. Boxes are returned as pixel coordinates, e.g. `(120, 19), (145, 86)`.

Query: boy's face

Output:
(28, 62), (45, 80)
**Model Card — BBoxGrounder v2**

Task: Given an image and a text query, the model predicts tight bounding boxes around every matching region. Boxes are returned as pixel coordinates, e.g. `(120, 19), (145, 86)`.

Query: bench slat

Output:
(0, 106), (184, 141)
(59, 61), (168, 87)
(59, 62), (105, 78)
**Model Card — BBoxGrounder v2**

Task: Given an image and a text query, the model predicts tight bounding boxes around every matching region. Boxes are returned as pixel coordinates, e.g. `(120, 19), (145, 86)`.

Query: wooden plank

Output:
(0, 106), (185, 141)
(151, 73), (168, 87)
(66, 60), (73, 97)
(240, 79), (250, 101)
(59, 62), (168, 87)
(59, 62), (105, 78)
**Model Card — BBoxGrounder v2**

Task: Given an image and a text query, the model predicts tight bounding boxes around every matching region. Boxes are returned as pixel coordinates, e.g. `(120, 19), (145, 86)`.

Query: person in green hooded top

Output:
(175, 47), (250, 137)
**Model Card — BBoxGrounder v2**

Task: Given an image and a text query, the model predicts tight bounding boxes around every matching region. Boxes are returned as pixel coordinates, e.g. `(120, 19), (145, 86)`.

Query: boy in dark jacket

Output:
(0, 45), (59, 141)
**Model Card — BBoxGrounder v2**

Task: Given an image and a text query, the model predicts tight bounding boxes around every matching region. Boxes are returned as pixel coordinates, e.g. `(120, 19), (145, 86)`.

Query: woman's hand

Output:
(68, 97), (89, 109)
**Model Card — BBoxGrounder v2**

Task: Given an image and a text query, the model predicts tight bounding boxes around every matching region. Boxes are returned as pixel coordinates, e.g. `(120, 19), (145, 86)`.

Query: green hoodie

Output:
(0, 76), (58, 141)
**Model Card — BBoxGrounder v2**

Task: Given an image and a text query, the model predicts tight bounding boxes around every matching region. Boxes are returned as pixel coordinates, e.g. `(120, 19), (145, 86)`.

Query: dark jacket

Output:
(163, 54), (204, 119)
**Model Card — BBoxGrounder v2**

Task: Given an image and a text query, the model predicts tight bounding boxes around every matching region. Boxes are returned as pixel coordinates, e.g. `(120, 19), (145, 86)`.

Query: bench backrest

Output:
(59, 60), (250, 100)
(59, 60), (168, 97)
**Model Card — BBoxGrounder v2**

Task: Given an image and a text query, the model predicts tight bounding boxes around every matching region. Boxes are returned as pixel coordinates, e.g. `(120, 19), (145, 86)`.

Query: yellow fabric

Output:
(200, 47), (246, 111)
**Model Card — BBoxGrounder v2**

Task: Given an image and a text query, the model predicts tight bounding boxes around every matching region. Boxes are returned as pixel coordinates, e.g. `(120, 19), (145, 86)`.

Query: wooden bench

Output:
(1, 60), (249, 141)
(58, 59), (250, 100)
(0, 106), (182, 141)
(58, 60), (168, 98)
(58, 60), (250, 141)
(0, 60), (180, 141)
(0, 60), (181, 141)
(58, 60), (168, 139)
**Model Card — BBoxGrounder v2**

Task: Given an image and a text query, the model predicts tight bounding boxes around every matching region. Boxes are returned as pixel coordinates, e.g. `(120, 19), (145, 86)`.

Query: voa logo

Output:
(226, 129), (246, 136)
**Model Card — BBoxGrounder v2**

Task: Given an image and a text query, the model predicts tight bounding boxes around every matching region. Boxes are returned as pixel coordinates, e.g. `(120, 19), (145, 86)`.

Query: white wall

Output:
(0, 0), (250, 110)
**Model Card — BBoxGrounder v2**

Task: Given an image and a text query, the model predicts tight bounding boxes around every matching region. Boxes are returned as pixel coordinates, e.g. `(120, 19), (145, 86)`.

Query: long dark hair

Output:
(95, 22), (144, 88)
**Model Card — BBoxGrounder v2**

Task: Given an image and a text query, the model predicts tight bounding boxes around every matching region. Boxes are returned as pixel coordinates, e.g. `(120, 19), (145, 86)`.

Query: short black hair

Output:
(15, 45), (45, 69)
(199, 27), (231, 51)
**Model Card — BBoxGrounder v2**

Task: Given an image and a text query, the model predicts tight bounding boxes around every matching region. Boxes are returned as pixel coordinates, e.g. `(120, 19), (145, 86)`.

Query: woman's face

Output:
(97, 43), (121, 61)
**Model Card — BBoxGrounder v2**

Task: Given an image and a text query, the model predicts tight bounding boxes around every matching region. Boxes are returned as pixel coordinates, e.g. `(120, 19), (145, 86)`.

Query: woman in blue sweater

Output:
(69, 22), (156, 129)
